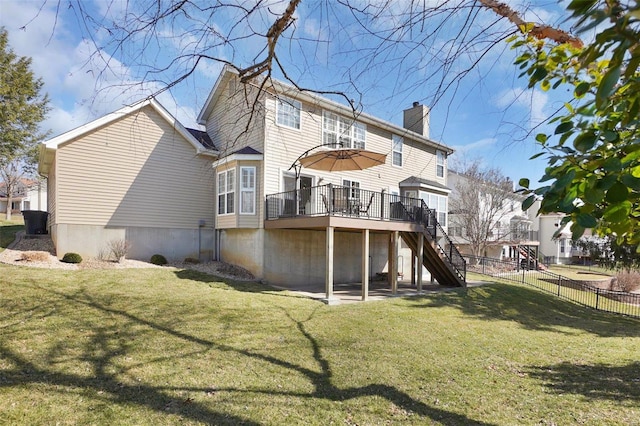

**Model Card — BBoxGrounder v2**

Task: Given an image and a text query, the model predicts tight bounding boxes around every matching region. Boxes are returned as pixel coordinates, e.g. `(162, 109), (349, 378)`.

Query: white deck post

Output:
(324, 226), (337, 304)
(362, 229), (369, 301)
(417, 232), (424, 293)
(391, 231), (398, 295)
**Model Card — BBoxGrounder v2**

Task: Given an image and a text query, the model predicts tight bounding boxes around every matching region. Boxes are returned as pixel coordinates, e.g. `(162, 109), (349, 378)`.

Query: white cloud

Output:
(494, 87), (548, 129)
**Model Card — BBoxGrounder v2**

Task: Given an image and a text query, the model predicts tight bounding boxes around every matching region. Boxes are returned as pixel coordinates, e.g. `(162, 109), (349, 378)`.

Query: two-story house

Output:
(448, 169), (539, 262)
(39, 65), (465, 301)
(0, 178), (47, 215)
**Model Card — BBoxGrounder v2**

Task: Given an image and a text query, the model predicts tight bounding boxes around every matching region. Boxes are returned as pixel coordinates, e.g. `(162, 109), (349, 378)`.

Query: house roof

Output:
(197, 65), (454, 154)
(186, 128), (216, 150)
(233, 146), (262, 155)
(39, 98), (219, 176)
(399, 176), (451, 193)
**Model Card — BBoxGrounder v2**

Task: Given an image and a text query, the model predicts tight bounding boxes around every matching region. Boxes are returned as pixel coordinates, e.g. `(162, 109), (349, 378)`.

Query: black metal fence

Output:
(466, 255), (640, 318)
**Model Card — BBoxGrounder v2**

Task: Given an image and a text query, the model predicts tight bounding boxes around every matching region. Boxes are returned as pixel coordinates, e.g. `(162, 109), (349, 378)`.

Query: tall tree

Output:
(516, 1), (640, 249)
(449, 162), (519, 258)
(0, 27), (49, 220)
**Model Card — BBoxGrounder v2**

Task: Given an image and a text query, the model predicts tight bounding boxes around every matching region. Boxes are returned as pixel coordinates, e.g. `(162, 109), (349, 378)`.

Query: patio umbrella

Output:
(298, 148), (387, 172)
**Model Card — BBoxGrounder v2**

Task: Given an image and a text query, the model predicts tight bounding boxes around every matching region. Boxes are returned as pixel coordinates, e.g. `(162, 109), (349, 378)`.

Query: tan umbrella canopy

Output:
(298, 149), (387, 172)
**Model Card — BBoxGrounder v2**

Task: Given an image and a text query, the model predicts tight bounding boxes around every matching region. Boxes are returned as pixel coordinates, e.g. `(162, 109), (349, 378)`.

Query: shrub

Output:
(20, 251), (50, 262)
(107, 239), (130, 262)
(150, 254), (167, 265)
(61, 252), (83, 264)
(184, 257), (200, 264)
(613, 270), (640, 293)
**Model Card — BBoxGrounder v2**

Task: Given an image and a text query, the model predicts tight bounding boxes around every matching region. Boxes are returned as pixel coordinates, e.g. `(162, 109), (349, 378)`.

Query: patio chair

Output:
(321, 194), (331, 213)
(359, 193), (375, 217)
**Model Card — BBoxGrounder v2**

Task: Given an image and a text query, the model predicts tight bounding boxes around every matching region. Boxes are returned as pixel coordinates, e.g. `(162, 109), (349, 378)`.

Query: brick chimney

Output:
(403, 101), (430, 138)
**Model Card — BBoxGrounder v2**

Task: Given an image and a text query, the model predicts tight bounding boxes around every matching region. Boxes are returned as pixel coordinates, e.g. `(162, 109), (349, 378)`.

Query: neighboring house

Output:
(528, 200), (590, 264)
(39, 65), (465, 299)
(0, 178), (47, 213)
(448, 170), (538, 261)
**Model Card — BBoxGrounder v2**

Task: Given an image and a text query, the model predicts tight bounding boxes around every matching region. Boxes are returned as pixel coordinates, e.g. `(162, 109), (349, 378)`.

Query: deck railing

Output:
(266, 184), (423, 221)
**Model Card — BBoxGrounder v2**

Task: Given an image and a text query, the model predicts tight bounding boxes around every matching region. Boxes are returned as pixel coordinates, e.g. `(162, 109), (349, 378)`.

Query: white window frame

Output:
(239, 166), (256, 215)
(342, 179), (361, 200)
(436, 150), (445, 178)
(218, 168), (235, 215)
(425, 192), (447, 227)
(392, 135), (403, 167)
(322, 111), (366, 149)
(276, 97), (301, 130)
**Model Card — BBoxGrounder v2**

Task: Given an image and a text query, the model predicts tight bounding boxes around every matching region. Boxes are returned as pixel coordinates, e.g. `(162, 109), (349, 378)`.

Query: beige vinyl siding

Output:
(55, 106), (214, 228)
(263, 95), (446, 197)
(204, 75), (265, 157)
(48, 159), (57, 225)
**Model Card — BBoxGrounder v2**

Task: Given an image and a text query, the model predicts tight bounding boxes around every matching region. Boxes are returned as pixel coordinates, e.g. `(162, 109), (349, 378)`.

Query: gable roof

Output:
(39, 98), (219, 176)
(399, 176), (451, 194)
(197, 65), (454, 154)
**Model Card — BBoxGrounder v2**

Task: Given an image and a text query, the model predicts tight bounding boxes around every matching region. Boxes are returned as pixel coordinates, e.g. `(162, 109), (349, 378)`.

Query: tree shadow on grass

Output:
(0, 283), (497, 425)
(404, 283), (640, 337)
(525, 361), (640, 403)
(172, 268), (318, 302)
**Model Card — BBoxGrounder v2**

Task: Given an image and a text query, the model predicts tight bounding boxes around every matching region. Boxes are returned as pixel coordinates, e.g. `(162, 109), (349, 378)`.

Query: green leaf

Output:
(603, 157), (622, 172)
(573, 131), (597, 153)
(596, 66), (621, 108)
(603, 201), (632, 223)
(535, 133), (548, 143)
(576, 213), (597, 229)
(555, 121), (574, 134)
(529, 152), (545, 160)
(621, 174), (640, 191)
(519, 178), (530, 188)
(605, 182), (630, 203)
(602, 130), (618, 142)
(574, 82), (590, 98)
(522, 194), (536, 211)
(584, 188), (605, 204)
(541, 80), (551, 91)
(570, 223), (586, 241)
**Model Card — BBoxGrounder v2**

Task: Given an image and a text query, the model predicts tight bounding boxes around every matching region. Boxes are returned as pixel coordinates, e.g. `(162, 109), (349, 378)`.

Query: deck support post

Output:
(417, 232), (424, 293)
(390, 231), (398, 295)
(323, 226), (338, 304)
(361, 229), (369, 301)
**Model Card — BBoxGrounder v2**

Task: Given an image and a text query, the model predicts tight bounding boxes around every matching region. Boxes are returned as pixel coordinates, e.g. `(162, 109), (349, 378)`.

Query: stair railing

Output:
(415, 200), (466, 283)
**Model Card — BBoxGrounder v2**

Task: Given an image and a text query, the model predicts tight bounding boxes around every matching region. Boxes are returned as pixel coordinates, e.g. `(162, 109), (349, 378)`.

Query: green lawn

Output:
(0, 217), (24, 252)
(1, 264), (639, 425)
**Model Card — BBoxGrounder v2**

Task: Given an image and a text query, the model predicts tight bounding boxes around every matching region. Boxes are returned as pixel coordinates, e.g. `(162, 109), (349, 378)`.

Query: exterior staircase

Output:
(399, 200), (466, 287)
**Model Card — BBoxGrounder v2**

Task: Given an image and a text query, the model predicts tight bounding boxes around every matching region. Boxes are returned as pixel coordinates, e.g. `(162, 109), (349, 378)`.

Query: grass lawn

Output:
(1, 264), (639, 425)
(0, 217), (24, 252)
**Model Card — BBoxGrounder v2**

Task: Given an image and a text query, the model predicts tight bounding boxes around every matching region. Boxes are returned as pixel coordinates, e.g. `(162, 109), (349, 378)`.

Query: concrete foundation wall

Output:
(52, 224), (214, 262)
(261, 229), (390, 287)
(219, 229), (265, 278)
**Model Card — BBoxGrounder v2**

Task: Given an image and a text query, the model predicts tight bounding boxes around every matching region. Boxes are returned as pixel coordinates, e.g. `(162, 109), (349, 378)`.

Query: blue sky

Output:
(0, 0), (578, 186)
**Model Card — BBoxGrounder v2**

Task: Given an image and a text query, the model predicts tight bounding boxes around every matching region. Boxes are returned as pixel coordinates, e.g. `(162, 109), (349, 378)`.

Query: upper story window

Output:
(276, 97), (301, 129)
(436, 150), (445, 178)
(218, 169), (235, 215)
(392, 135), (403, 167)
(323, 111), (366, 149)
(240, 166), (256, 215)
